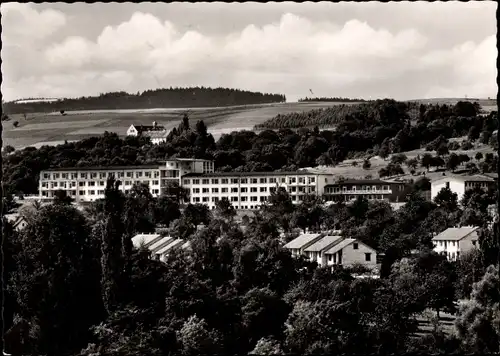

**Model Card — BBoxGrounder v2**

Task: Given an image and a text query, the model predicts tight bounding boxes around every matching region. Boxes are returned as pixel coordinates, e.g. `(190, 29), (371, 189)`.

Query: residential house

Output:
(303, 235), (343, 266)
(324, 238), (377, 269)
(283, 233), (325, 257)
(4, 213), (28, 231)
(126, 122), (166, 137)
(432, 226), (480, 261)
(431, 175), (496, 204)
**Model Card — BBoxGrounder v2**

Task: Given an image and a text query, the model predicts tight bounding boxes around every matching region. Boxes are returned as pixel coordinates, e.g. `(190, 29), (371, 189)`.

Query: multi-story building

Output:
(432, 226), (480, 261)
(431, 175), (496, 204)
(322, 179), (408, 203)
(181, 171), (334, 210)
(38, 158), (213, 202)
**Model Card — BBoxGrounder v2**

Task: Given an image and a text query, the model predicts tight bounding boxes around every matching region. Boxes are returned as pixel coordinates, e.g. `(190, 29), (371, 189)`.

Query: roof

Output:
(324, 238), (375, 254)
(154, 239), (185, 255)
(42, 164), (161, 172)
(304, 235), (343, 252)
(182, 170), (320, 178)
(326, 179), (395, 186)
(132, 125), (166, 133)
(144, 130), (168, 139)
(181, 240), (192, 249)
(148, 236), (175, 252)
(432, 227), (480, 241)
(132, 233), (162, 248)
(432, 175), (495, 184)
(172, 158), (213, 162)
(284, 233), (323, 250)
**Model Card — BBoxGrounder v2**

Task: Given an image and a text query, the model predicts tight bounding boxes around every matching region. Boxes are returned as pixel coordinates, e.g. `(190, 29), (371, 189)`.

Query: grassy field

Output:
(2, 98), (496, 149)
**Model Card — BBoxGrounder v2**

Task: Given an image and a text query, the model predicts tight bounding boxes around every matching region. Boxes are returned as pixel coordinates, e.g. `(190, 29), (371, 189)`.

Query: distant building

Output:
(127, 122), (166, 136)
(132, 233), (188, 262)
(430, 175), (496, 203)
(323, 179), (408, 203)
(432, 226), (480, 261)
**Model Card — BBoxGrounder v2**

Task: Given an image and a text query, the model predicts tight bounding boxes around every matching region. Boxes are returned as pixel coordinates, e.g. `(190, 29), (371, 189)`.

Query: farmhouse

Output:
(126, 122), (166, 136)
(432, 226), (480, 261)
(430, 175), (496, 203)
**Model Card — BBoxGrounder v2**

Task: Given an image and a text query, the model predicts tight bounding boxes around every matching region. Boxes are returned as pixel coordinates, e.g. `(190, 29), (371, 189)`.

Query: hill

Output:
(2, 87), (286, 114)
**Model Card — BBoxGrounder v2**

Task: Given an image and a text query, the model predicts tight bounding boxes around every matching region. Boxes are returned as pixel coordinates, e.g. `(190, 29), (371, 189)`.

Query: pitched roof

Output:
(149, 236), (175, 253)
(144, 130), (168, 139)
(324, 238), (376, 255)
(132, 233), (162, 249)
(432, 175), (495, 184)
(133, 125), (166, 133)
(432, 227), (480, 241)
(154, 239), (185, 255)
(284, 233), (323, 250)
(304, 235), (343, 252)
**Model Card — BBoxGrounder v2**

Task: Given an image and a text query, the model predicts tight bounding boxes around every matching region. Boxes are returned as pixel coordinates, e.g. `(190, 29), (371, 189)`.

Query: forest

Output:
(2, 100), (498, 197)
(2, 87), (287, 114)
(2, 175), (499, 355)
(298, 96), (368, 102)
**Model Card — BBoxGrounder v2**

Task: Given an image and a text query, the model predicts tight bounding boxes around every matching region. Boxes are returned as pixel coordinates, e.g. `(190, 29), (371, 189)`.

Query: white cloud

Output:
(1, 6), (497, 102)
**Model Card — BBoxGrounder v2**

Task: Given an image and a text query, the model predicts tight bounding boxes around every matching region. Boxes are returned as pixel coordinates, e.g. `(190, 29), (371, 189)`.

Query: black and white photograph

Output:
(0, 2), (498, 355)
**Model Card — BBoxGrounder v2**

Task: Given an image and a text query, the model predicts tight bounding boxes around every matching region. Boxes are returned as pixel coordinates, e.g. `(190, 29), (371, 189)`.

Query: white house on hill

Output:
(303, 235), (343, 266)
(431, 175), (496, 204)
(432, 226), (480, 261)
(127, 122), (168, 144)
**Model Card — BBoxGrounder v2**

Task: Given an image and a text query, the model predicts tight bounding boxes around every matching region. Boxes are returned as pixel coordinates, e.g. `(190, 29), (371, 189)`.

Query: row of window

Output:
(190, 186), (316, 194)
(192, 196), (269, 203)
(184, 176), (317, 186)
(326, 185), (391, 193)
(41, 180), (160, 189)
(41, 188), (161, 197)
(42, 171), (159, 180)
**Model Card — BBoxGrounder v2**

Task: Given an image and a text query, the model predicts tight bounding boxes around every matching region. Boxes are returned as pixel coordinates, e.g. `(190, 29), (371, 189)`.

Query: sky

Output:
(1, 2), (497, 103)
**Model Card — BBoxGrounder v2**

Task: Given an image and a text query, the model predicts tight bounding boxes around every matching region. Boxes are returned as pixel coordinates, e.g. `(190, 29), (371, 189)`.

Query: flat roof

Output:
(304, 235), (343, 252)
(284, 233), (322, 249)
(325, 179), (395, 186)
(182, 170), (322, 178)
(42, 164), (161, 172)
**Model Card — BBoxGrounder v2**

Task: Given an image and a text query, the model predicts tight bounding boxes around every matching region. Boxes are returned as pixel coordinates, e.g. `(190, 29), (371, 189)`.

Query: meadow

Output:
(2, 98), (496, 150)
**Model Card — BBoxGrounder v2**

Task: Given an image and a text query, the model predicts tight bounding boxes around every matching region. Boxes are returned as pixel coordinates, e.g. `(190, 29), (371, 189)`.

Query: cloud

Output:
(1, 6), (497, 102)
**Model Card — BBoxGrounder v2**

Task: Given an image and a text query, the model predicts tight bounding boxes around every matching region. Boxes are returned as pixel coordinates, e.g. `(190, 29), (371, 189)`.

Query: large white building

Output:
(432, 226), (480, 261)
(39, 158), (213, 202)
(431, 175), (496, 204)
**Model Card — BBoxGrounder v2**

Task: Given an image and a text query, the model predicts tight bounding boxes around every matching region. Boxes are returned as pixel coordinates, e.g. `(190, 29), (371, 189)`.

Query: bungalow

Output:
(432, 226), (480, 261)
(324, 238), (377, 269)
(283, 233), (325, 257)
(303, 235), (343, 266)
(153, 239), (185, 262)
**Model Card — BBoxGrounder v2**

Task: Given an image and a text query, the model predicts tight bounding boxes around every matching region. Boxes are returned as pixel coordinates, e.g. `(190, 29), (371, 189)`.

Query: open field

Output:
(2, 98), (496, 149)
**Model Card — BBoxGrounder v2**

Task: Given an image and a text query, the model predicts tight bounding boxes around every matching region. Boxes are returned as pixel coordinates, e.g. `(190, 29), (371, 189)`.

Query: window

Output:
(289, 177), (296, 184)
(211, 179), (219, 184)
(202, 197), (209, 202)
(183, 179), (190, 185)
(231, 188), (238, 193)
(260, 187), (267, 193)
(89, 190), (95, 195)
(193, 179), (200, 185)
(43, 173), (50, 179)
(298, 177), (305, 184)
(135, 172), (143, 178)
(241, 196), (248, 202)
(259, 178), (267, 184)
(250, 178), (258, 184)
(472, 241), (477, 246)
(281, 178), (286, 183)
(221, 179), (229, 184)
(99, 173), (106, 179)
(328, 255), (332, 261)
(353, 243), (359, 250)
(241, 187), (248, 193)
(193, 188), (200, 194)
(79, 191), (85, 195)
(365, 253), (371, 262)
(240, 178), (248, 184)
(308, 177), (316, 184)
(145, 172), (151, 178)
(202, 188), (209, 193)
(202, 179), (209, 185)
(153, 180), (159, 185)
(212, 188), (219, 193)
(126, 172), (133, 178)
(99, 181), (105, 186)
(79, 182), (85, 187)
(231, 178), (239, 184)
(251, 196), (258, 202)
(250, 187), (257, 193)
(222, 188), (228, 193)
(231, 197), (238, 202)
(269, 178), (276, 184)
(61, 173), (68, 179)
(446, 182), (450, 188)
(88, 181), (95, 187)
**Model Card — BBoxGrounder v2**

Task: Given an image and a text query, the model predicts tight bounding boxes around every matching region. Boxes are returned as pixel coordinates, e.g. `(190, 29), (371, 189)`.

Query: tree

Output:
(154, 196), (181, 226)
(436, 143), (449, 157)
(249, 337), (284, 355)
(421, 153), (433, 171)
(177, 315), (221, 355)
(455, 266), (500, 353)
(406, 158), (418, 171)
(475, 152), (483, 161)
(7, 204), (104, 355)
(262, 187), (295, 232)
(362, 159), (371, 170)
(433, 186), (458, 212)
(215, 198), (236, 222)
(445, 153), (461, 172)
(12, 121), (19, 128)
(391, 153), (408, 165)
(378, 144), (390, 160)
(53, 189), (74, 205)
(3, 145), (15, 154)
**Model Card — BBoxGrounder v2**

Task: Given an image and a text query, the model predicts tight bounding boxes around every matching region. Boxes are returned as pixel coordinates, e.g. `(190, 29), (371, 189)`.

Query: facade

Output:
(38, 158), (213, 202)
(323, 179), (408, 203)
(182, 171), (334, 210)
(432, 226), (480, 261)
(431, 175), (496, 203)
